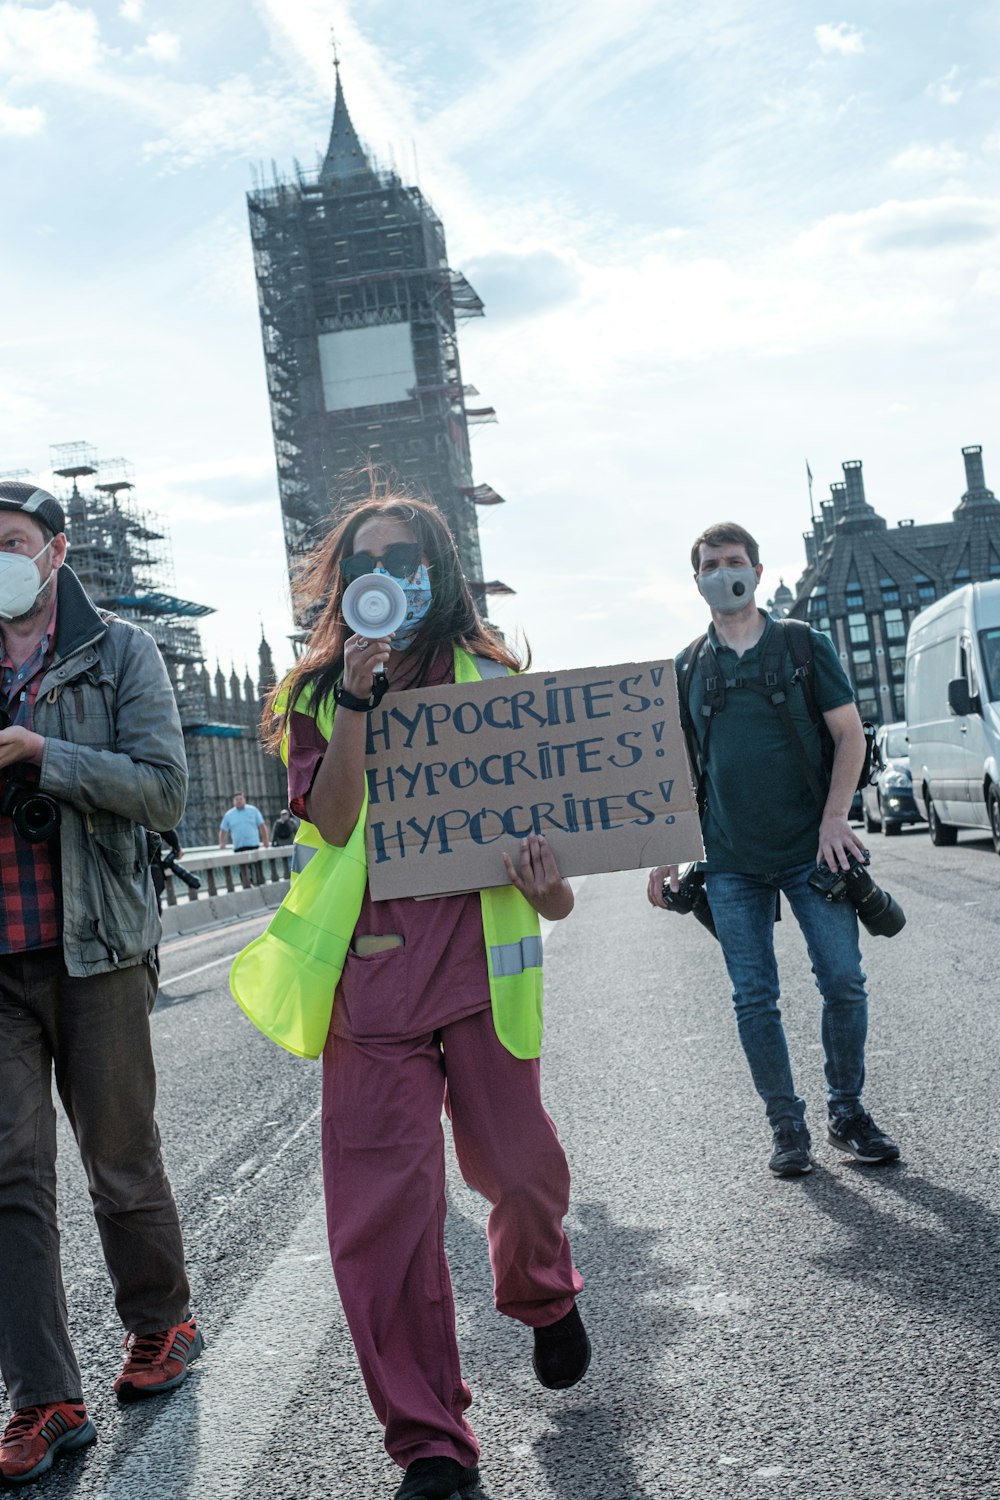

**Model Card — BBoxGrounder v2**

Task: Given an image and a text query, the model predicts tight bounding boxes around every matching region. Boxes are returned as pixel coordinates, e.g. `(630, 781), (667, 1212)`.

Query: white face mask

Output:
(0, 540), (54, 622)
(697, 564), (758, 614)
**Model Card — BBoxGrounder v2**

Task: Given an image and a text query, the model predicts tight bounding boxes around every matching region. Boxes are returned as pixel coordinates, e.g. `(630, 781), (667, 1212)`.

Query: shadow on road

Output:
(45, 1370), (202, 1500)
(802, 1165), (999, 1344)
(447, 1194), (692, 1499)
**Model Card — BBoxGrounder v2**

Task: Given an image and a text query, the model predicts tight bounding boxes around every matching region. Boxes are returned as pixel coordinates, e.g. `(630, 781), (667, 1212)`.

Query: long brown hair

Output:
(263, 491), (527, 749)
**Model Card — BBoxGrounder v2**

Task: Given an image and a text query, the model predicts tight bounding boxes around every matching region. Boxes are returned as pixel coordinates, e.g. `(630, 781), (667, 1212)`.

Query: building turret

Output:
(258, 628), (277, 694)
(837, 459), (886, 533)
(954, 444), (998, 515)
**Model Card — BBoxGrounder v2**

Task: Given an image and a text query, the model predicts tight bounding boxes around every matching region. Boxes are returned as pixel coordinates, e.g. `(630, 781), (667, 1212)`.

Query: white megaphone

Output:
(342, 572), (408, 676)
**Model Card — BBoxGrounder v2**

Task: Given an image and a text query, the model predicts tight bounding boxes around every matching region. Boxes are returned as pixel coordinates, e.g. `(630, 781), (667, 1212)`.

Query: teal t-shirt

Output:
(685, 616), (855, 874)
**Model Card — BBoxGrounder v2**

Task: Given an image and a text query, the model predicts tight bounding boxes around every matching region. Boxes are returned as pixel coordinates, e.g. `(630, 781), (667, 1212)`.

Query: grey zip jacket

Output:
(30, 565), (188, 975)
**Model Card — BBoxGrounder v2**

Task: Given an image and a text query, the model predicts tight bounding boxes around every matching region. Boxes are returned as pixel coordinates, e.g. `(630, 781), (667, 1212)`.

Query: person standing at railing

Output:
(218, 790), (270, 852)
(269, 807), (300, 847)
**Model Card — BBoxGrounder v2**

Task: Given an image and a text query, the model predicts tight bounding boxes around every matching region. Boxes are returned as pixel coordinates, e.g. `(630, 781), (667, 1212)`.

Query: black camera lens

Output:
(0, 772), (61, 843)
(661, 866), (718, 940)
(845, 866), (906, 938)
(14, 792), (61, 843)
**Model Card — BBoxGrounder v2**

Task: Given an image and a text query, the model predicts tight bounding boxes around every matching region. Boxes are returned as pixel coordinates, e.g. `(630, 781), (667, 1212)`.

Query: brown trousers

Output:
(0, 948), (191, 1409)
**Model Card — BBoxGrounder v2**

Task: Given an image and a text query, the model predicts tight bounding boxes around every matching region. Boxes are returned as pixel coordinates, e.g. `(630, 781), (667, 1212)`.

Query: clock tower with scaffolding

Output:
(247, 61), (510, 608)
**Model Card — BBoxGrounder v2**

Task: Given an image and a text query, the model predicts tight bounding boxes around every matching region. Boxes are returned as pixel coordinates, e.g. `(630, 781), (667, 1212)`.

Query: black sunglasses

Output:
(339, 543), (423, 584)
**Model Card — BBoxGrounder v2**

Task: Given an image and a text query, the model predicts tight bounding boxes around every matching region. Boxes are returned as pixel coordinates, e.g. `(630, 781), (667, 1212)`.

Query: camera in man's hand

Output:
(661, 864), (718, 940)
(160, 847), (201, 891)
(807, 849), (905, 938)
(0, 767), (61, 843)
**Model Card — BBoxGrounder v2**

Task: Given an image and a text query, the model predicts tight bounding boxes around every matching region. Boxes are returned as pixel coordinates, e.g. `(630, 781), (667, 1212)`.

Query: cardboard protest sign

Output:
(363, 660), (704, 901)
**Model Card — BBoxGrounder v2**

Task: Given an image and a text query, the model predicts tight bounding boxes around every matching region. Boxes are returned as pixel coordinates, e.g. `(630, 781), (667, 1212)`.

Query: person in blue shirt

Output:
(218, 792), (269, 852)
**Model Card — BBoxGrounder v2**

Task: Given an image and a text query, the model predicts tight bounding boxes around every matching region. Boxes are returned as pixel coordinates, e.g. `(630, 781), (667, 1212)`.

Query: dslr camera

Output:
(0, 705), (62, 843)
(160, 846), (201, 892)
(807, 849), (905, 938)
(0, 766), (61, 843)
(661, 863), (718, 940)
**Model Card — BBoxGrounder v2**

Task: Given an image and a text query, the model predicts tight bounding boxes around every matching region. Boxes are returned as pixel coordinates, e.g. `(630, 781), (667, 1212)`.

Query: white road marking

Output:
(160, 954), (239, 987)
(101, 1196), (342, 1500)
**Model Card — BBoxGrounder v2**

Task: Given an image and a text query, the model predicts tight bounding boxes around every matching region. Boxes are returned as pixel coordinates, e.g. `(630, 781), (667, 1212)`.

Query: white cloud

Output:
(139, 29), (179, 62)
(793, 195), (1000, 262)
(890, 142), (968, 174)
(0, 1), (104, 81)
(815, 22), (864, 56)
(926, 65), (962, 105)
(0, 96), (44, 134)
(140, 74), (319, 170)
(119, 0), (143, 19)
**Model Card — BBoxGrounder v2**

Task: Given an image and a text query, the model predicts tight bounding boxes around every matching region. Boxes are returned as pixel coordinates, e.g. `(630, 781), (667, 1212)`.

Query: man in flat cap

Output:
(0, 481), (202, 1485)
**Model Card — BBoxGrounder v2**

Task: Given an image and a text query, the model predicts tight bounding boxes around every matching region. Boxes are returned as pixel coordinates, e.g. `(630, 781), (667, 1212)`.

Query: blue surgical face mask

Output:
(374, 562), (432, 651)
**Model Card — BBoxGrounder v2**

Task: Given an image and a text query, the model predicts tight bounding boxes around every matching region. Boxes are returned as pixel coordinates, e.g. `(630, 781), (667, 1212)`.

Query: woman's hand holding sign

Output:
(503, 834), (574, 921)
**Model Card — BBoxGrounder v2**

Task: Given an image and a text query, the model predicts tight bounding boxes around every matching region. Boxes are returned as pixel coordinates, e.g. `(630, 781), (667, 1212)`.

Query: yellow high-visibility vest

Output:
(229, 648), (544, 1059)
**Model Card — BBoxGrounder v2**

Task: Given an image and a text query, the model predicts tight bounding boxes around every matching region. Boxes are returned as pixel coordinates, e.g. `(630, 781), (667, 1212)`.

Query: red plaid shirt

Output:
(0, 603), (61, 953)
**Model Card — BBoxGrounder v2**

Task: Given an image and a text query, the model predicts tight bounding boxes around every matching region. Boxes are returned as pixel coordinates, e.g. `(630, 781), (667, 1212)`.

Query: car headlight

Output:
(880, 769), (910, 789)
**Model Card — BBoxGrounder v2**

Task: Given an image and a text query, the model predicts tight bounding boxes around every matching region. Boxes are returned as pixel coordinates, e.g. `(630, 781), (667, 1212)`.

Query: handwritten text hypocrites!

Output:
(362, 660), (705, 900)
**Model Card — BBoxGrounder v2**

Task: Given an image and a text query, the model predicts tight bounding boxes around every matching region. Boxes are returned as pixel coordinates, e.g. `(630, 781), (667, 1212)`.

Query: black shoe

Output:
(828, 1109), (900, 1164)
(768, 1121), (814, 1177)
(532, 1304), (591, 1390)
(393, 1457), (480, 1500)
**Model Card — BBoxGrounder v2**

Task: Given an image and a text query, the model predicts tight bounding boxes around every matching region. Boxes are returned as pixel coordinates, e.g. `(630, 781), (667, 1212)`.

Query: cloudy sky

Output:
(1, 0), (998, 677)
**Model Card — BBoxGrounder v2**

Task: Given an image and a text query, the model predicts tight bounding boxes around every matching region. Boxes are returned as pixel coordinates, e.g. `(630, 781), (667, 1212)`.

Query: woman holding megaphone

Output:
(239, 492), (588, 1500)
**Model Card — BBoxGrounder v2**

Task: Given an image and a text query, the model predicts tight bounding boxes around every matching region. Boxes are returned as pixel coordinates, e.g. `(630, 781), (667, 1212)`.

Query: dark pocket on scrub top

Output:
(335, 937), (408, 1039)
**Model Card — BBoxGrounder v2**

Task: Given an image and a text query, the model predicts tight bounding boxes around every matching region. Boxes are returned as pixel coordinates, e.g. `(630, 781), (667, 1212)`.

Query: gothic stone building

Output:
(789, 445), (1000, 724)
(247, 65), (511, 608)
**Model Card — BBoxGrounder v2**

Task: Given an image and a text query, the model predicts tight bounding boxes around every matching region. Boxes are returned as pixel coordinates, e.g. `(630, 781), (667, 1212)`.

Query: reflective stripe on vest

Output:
(490, 935), (543, 977)
(233, 645), (544, 1059)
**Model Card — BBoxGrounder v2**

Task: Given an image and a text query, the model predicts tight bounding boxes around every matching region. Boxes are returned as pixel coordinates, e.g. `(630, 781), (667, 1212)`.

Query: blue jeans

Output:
(704, 861), (868, 1128)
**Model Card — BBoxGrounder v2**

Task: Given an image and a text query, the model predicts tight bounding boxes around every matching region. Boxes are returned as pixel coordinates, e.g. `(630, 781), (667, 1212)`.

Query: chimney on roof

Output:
(955, 444), (997, 514)
(963, 445), (985, 492)
(830, 482), (847, 520)
(843, 459), (866, 509)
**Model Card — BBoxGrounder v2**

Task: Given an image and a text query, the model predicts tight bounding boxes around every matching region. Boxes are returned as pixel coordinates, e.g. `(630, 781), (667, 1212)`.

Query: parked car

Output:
(860, 722), (922, 835)
(904, 580), (1000, 854)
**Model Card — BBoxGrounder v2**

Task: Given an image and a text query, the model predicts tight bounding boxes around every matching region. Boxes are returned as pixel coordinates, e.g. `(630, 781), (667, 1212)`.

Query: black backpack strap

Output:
(675, 635), (709, 814)
(730, 624), (829, 809)
(780, 619), (879, 792)
(779, 619), (821, 723)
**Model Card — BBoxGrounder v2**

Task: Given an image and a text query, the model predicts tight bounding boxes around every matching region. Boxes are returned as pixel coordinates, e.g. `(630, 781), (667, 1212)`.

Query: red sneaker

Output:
(113, 1317), (204, 1402)
(0, 1403), (97, 1484)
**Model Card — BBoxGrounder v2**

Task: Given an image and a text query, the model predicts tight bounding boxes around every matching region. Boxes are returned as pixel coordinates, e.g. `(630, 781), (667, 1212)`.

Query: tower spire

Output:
(319, 55), (372, 185)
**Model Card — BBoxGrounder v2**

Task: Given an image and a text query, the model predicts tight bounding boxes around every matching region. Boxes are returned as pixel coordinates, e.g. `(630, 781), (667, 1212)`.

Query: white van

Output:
(904, 580), (1000, 854)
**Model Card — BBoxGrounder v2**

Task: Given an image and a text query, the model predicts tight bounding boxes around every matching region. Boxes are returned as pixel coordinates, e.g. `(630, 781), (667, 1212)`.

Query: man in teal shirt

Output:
(648, 522), (900, 1177)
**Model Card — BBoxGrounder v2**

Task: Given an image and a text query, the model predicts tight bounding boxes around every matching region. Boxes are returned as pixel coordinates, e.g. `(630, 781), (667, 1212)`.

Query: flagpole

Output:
(806, 460), (816, 521)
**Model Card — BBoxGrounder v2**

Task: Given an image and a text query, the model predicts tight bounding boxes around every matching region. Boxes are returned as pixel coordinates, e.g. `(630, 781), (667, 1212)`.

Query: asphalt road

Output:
(29, 826), (1000, 1500)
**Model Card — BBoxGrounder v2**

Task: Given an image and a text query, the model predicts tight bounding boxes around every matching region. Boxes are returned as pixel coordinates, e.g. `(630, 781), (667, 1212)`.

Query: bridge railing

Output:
(161, 845), (294, 905)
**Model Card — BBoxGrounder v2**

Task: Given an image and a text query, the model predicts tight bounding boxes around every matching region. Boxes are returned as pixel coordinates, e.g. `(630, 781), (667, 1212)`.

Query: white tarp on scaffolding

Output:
(318, 323), (416, 412)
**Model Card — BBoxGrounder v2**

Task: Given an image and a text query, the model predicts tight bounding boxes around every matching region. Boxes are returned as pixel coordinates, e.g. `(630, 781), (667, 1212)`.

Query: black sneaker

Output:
(768, 1121), (814, 1177)
(393, 1457), (480, 1500)
(532, 1304), (591, 1389)
(828, 1109), (900, 1164)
